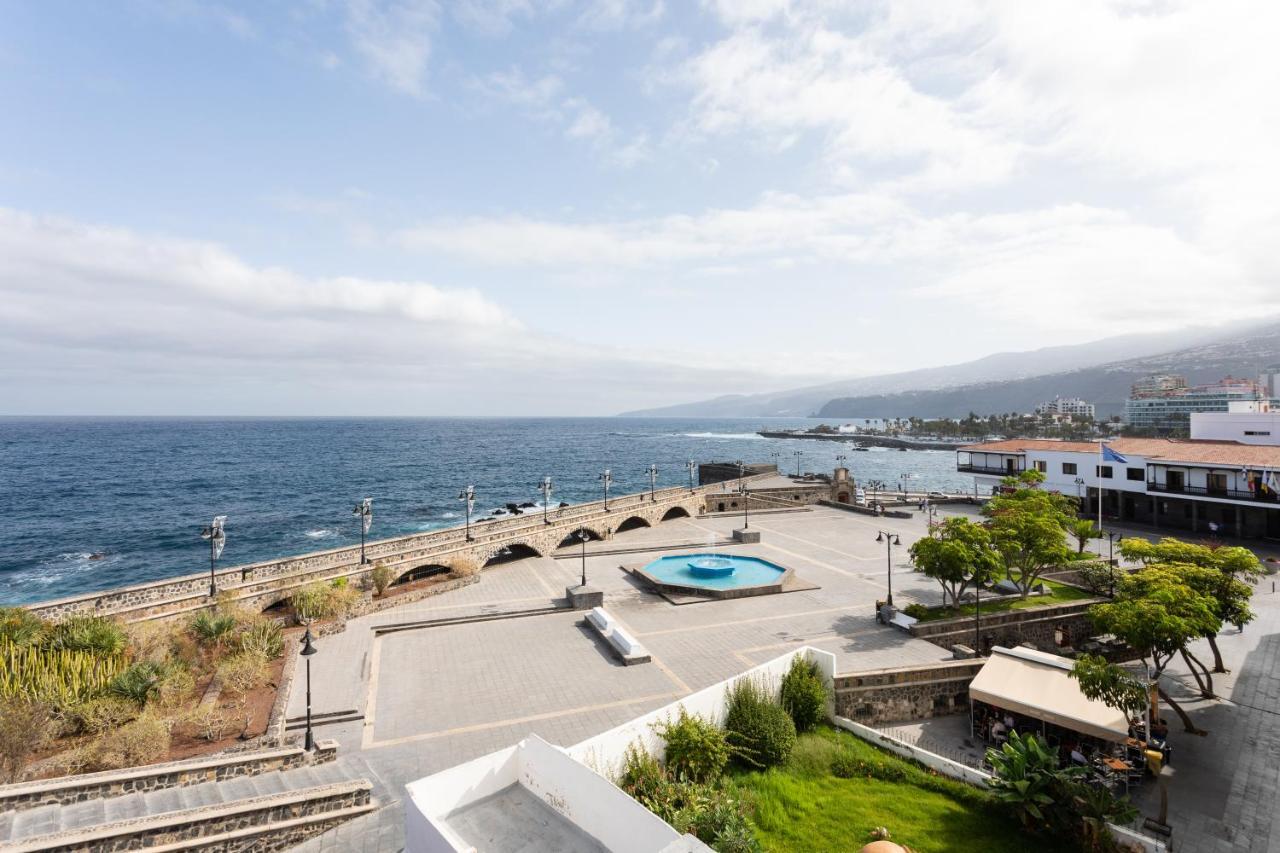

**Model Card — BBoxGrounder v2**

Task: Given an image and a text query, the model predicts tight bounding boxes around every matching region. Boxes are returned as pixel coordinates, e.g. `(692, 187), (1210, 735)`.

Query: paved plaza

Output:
(287, 503), (960, 852)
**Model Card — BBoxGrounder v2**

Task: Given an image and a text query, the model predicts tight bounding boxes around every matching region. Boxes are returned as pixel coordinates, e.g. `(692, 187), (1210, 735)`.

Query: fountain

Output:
(688, 556), (735, 578)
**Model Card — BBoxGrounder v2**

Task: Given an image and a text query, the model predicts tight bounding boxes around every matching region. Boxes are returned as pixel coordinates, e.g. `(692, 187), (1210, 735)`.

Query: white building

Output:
(1191, 400), (1280, 446)
(957, 437), (1280, 539)
(1034, 397), (1096, 419)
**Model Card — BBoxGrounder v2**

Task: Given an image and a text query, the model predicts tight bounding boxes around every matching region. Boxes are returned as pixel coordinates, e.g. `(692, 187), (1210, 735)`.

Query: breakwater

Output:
(757, 431), (962, 450)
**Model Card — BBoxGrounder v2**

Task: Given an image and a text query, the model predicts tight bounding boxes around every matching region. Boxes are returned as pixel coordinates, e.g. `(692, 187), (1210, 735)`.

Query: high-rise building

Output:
(1260, 364), (1280, 399)
(1124, 375), (1267, 433)
(1034, 397), (1095, 419)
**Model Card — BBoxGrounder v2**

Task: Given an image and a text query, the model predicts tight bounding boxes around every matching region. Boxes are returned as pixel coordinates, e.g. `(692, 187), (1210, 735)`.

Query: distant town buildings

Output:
(1034, 396), (1095, 420)
(1124, 374), (1269, 433)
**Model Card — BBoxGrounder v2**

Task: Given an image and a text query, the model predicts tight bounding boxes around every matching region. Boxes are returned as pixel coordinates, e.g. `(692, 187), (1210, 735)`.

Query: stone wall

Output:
(0, 742), (337, 813)
(908, 599), (1105, 655)
(23, 478), (759, 626)
(834, 660), (985, 724)
(18, 780), (372, 853)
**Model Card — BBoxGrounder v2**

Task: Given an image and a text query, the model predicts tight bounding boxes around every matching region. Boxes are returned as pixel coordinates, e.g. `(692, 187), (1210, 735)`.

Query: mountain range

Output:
(622, 319), (1280, 419)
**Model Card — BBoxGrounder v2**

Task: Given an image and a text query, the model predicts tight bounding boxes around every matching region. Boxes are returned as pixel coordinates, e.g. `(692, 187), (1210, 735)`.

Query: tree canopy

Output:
(909, 517), (1003, 607)
(982, 475), (1074, 598)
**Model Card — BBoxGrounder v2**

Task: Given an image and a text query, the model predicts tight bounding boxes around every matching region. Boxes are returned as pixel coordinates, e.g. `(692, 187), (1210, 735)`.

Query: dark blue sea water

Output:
(0, 417), (971, 605)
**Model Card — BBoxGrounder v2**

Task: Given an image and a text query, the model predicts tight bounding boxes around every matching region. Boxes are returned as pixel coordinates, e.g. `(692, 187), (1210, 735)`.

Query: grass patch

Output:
(913, 578), (1092, 622)
(728, 726), (1072, 853)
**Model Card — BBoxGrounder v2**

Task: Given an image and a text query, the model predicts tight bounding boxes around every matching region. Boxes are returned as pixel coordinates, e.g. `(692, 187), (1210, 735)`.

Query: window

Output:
(1062, 462), (1078, 475)
(1127, 467), (1144, 481)
(1096, 465), (1113, 478)
(1245, 430), (1272, 436)
(1034, 460), (1047, 473)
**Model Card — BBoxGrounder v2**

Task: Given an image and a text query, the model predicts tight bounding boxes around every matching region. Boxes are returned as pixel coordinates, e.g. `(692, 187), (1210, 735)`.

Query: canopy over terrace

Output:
(969, 646), (1130, 744)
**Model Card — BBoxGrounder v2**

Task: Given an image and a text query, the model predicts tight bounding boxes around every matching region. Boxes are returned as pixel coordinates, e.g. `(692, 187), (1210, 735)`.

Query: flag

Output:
(1269, 470), (1280, 493)
(1101, 443), (1128, 464)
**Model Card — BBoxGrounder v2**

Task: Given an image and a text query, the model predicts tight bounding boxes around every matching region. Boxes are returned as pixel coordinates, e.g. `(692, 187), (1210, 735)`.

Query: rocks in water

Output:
(558, 501), (570, 508)
(518, 501), (536, 509)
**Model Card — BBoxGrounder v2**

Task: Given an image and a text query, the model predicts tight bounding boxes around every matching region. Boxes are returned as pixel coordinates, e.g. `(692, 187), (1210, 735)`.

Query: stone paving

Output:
(284, 504), (960, 852)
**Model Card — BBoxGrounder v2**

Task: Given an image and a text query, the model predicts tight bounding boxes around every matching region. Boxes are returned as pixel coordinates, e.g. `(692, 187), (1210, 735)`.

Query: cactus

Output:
(0, 642), (127, 708)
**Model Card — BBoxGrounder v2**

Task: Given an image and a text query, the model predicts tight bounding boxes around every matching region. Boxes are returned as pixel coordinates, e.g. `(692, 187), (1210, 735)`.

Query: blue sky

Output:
(2, 1), (1277, 415)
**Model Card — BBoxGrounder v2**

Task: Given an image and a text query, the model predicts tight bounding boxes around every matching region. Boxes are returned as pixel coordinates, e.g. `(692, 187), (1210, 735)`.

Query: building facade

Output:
(1124, 375), (1269, 433)
(1034, 397), (1096, 419)
(957, 437), (1280, 540)
(1191, 400), (1280, 446)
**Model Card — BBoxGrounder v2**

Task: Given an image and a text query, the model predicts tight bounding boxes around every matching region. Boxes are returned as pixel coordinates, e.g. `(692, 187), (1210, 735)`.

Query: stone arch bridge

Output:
(26, 479), (761, 624)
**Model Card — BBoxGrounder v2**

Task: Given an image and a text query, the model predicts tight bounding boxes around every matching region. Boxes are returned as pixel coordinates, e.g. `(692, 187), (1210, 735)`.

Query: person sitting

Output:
(1152, 718), (1169, 740)
(1003, 713), (1015, 730)
(1070, 745), (1088, 765)
(991, 720), (1007, 743)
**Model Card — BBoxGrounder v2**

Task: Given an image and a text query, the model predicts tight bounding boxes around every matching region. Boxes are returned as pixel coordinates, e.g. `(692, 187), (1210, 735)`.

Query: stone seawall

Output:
(23, 478), (770, 625)
(834, 660), (985, 724)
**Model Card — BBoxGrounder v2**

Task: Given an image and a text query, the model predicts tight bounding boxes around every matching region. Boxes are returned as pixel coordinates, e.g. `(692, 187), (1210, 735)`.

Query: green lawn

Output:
(728, 726), (1073, 853)
(912, 577), (1092, 622)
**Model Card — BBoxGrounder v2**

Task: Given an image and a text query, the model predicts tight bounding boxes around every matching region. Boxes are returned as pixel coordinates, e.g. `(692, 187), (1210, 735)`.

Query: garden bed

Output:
(727, 726), (1072, 853)
(909, 578), (1092, 623)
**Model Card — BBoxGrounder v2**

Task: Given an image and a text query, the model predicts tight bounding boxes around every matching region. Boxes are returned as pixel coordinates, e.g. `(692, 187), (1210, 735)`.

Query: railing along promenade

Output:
(25, 475), (774, 624)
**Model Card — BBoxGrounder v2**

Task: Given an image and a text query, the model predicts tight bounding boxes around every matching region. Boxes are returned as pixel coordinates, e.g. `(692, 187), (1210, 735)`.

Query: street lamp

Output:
(835, 454), (848, 470)
(793, 450), (803, 477)
(351, 498), (372, 565)
(646, 464), (658, 502)
(538, 477), (553, 525)
(735, 460), (750, 530)
(300, 628), (318, 751)
(867, 479), (886, 511)
(599, 469), (613, 510)
(577, 529), (590, 587)
(770, 450), (781, 473)
(686, 460), (697, 493)
(875, 530), (901, 606)
(458, 486), (476, 541)
(199, 516), (227, 598)
(1105, 531), (1119, 596)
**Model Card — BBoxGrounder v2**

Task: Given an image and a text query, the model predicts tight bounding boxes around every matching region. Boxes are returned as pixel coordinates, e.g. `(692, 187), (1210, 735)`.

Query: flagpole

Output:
(1098, 441), (1104, 532)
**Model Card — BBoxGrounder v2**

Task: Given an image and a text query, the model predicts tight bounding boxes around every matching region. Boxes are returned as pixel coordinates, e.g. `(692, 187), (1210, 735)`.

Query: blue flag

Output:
(1101, 443), (1127, 464)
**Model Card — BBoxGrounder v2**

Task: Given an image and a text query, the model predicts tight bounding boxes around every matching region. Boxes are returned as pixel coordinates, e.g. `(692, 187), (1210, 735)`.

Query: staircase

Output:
(0, 753), (386, 851)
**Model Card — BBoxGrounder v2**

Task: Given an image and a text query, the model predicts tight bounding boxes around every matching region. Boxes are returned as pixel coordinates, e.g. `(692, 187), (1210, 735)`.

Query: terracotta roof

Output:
(959, 437), (1280, 468)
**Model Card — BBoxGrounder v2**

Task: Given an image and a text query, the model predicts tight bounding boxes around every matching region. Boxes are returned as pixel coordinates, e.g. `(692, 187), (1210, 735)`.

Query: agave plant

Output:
(47, 615), (128, 656)
(235, 619), (284, 661)
(108, 661), (187, 707)
(189, 610), (238, 649)
(0, 607), (46, 647)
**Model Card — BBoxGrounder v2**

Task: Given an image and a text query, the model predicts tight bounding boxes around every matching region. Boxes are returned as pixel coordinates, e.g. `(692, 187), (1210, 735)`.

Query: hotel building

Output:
(1124, 375), (1268, 433)
(957, 437), (1280, 540)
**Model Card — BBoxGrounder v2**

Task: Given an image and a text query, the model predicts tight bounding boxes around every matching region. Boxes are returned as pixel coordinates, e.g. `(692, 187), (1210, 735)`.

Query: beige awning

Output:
(970, 646), (1129, 743)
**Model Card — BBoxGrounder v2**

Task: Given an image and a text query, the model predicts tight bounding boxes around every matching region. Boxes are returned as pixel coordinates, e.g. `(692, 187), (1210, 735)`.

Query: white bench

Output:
(585, 607), (651, 665)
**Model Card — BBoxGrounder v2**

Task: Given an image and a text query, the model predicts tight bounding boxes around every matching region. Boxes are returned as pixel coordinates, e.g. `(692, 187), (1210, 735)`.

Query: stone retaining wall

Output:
(909, 599), (1104, 654)
(0, 742), (337, 813)
(9, 781), (373, 853)
(834, 660), (985, 724)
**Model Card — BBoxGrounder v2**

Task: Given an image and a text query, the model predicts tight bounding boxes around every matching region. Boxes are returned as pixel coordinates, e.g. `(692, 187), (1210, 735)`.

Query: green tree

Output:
(1069, 654), (1149, 722)
(1068, 520), (1101, 555)
(1088, 567), (1219, 733)
(1120, 537), (1259, 673)
(909, 517), (1003, 607)
(982, 476), (1074, 598)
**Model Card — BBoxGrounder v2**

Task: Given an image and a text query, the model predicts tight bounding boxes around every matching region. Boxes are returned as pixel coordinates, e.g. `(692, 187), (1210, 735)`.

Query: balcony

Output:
(957, 464), (1023, 476)
(1146, 482), (1278, 503)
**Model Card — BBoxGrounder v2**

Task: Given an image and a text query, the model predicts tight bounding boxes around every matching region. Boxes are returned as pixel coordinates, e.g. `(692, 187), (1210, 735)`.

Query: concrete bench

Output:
(585, 607), (651, 665)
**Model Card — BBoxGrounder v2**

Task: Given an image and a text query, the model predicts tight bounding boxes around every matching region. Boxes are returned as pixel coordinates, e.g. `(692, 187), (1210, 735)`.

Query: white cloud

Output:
(345, 0), (440, 96)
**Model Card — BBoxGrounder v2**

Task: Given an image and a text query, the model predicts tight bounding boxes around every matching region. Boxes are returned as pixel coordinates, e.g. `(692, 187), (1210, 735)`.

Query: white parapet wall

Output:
(568, 645), (836, 781)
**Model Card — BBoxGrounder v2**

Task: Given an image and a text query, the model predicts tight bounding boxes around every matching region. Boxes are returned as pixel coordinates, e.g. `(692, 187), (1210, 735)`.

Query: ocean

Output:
(0, 417), (972, 605)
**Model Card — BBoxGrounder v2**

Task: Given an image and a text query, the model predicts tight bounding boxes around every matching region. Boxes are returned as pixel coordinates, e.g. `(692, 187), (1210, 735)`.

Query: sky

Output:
(1, 0), (1278, 415)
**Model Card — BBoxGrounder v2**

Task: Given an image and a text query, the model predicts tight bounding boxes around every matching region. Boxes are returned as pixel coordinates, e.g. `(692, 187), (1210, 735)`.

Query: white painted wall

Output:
(1191, 411), (1280, 445)
(404, 745), (519, 853)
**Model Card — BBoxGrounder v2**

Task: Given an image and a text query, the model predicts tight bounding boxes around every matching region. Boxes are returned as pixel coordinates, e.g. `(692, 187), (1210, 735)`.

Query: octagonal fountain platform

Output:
(627, 553), (799, 601)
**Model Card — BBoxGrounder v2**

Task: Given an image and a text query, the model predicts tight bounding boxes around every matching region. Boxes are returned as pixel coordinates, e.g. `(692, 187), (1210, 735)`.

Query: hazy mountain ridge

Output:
(621, 322), (1257, 418)
(816, 323), (1280, 419)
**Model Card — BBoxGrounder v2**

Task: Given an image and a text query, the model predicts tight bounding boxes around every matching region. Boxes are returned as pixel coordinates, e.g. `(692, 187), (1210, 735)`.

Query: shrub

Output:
(290, 582), (360, 622)
(189, 610), (239, 651)
(449, 556), (480, 578)
(187, 705), (236, 741)
(0, 607), (46, 646)
(619, 743), (757, 851)
(151, 667), (196, 716)
(1073, 561), (1117, 596)
(59, 695), (138, 736)
(91, 713), (169, 770)
(620, 743), (670, 805)
(724, 678), (795, 769)
(657, 709), (732, 783)
(47, 615), (128, 656)
(235, 618), (284, 661)
(0, 698), (54, 783)
(779, 657), (828, 733)
(110, 661), (169, 706)
(831, 749), (908, 782)
(902, 602), (931, 619)
(218, 651), (269, 699)
(370, 563), (394, 596)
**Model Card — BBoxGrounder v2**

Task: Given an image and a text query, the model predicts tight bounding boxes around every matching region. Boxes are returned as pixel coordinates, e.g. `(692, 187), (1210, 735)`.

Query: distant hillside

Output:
(816, 323), (1280, 419)
(620, 323), (1251, 418)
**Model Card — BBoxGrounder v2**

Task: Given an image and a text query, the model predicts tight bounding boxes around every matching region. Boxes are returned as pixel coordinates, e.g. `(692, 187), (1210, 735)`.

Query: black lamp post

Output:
(646, 464), (657, 502)
(458, 486), (476, 541)
(735, 460), (749, 529)
(835, 453), (847, 470)
(199, 515), (226, 598)
(1106, 531), (1118, 596)
(300, 628), (318, 751)
(577, 529), (589, 586)
(352, 498), (372, 564)
(867, 479), (886, 511)
(770, 450), (781, 473)
(599, 469), (612, 511)
(539, 477), (553, 524)
(875, 529), (901, 606)
(686, 460), (697, 493)
(793, 450), (803, 477)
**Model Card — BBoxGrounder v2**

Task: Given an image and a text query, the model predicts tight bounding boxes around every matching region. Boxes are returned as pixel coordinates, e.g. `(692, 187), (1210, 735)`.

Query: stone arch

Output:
(483, 542), (542, 567)
(259, 593), (294, 615)
(660, 506), (691, 521)
(557, 527), (604, 549)
(615, 515), (652, 533)
(394, 563), (451, 585)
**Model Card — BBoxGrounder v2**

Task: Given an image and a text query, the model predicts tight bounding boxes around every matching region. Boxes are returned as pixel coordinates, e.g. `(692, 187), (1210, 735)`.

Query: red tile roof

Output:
(959, 438), (1280, 468)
